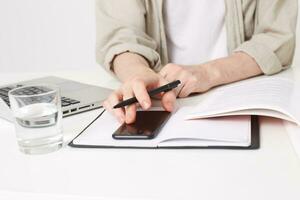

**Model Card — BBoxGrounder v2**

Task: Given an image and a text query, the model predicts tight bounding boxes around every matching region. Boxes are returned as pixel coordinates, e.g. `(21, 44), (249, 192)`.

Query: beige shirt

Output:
(96, 0), (298, 75)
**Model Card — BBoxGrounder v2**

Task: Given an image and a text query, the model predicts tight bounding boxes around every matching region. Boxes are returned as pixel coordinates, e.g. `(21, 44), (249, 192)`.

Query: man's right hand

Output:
(102, 53), (176, 124)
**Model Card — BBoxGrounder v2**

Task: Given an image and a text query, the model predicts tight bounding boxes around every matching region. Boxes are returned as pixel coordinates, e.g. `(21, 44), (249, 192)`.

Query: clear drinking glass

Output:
(8, 85), (63, 154)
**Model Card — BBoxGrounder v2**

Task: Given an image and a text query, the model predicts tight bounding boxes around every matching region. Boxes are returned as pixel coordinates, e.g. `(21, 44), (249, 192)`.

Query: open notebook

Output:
(69, 107), (259, 149)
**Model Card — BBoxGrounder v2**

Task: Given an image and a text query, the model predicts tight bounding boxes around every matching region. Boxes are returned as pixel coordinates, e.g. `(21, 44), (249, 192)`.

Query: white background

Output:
(0, 0), (98, 73)
(0, 0), (299, 73)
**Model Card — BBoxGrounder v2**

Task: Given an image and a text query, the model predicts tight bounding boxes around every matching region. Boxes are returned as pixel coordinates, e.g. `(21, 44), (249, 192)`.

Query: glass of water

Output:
(8, 85), (63, 154)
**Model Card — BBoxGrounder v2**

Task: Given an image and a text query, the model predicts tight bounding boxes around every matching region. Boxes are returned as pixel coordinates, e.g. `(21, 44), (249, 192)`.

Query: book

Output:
(70, 107), (259, 149)
(185, 69), (300, 125)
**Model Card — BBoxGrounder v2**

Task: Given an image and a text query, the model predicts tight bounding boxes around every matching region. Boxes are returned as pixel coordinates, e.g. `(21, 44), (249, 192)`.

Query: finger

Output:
(132, 80), (151, 110)
(178, 76), (199, 98)
(174, 82), (185, 97)
(122, 88), (137, 124)
(105, 91), (125, 123)
(178, 81), (196, 98)
(161, 74), (177, 95)
(165, 72), (188, 97)
(159, 79), (177, 112)
(161, 90), (177, 112)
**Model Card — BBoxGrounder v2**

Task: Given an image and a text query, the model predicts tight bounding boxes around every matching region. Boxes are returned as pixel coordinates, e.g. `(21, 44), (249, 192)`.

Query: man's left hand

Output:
(159, 63), (214, 98)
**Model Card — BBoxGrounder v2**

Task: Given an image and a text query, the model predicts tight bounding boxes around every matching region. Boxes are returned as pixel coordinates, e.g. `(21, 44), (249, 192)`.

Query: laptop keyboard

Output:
(0, 85), (80, 107)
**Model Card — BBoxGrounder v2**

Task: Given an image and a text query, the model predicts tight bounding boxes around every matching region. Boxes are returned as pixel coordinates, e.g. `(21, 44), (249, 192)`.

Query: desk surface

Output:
(1, 69), (300, 200)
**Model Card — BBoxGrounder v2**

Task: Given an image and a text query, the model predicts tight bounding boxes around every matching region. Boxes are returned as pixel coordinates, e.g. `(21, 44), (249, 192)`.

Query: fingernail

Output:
(142, 101), (150, 109)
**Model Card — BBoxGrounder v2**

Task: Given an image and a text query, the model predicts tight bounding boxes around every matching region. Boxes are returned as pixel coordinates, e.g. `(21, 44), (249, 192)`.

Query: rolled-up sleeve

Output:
(96, 0), (160, 71)
(234, 0), (298, 75)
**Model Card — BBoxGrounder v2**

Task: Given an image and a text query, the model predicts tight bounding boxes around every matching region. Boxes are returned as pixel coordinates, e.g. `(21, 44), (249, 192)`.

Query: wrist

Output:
(194, 63), (223, 89)
(113, 52), (153, 82)
(123, 67), (157, 83)
(196, 52), (262, 89)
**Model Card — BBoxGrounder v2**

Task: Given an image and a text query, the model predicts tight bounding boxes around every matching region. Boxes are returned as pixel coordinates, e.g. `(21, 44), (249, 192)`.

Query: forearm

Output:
(112, 52), (154, 82)
(200, 52), (263, 88)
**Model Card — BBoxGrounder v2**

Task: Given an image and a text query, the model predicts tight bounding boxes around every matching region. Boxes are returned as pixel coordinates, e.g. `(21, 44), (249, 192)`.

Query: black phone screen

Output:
(112, 111), (171, 139)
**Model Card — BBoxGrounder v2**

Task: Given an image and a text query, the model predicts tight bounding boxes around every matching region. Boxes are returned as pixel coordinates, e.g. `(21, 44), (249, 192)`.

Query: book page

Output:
(186, 71), (300, 125)
(157, 107), (251, 145)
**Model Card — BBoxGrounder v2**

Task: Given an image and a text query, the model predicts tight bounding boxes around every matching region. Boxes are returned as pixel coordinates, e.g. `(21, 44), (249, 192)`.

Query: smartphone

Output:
(112, 111), (171, 139)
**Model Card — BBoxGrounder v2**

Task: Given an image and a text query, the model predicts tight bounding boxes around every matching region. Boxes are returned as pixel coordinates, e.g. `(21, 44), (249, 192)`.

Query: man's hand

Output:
(159, 52), (263, 98)
(102, 52), (176, 124)
(159, 63), (215, 97)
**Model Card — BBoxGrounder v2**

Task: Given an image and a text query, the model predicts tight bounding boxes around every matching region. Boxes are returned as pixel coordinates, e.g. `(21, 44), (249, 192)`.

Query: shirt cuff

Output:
(98, 43), (161, 72)
(234, 41), (283, 75)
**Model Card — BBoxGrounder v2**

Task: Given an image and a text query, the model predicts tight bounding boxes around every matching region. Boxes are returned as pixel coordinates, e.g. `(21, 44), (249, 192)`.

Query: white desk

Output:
(1, 69), (300, 200)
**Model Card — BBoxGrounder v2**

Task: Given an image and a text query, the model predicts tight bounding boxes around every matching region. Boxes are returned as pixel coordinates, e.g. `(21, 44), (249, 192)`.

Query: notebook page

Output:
(156, 107), (251, 144)
(186, 74), (300, 125)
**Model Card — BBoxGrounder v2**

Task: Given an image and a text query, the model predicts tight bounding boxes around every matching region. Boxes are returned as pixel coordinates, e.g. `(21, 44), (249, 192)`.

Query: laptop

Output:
(0, 76), (112, 122)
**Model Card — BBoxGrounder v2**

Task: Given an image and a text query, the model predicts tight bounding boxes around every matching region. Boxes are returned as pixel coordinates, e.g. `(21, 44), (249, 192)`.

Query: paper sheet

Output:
(185, 73), (300, 125)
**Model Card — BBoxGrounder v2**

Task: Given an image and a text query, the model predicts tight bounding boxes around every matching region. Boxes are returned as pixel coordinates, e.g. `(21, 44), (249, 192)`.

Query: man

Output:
(96, 0), (298, 124)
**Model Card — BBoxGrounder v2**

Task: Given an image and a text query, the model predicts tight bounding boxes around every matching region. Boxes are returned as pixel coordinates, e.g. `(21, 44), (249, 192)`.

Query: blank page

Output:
(159, 107), (251, 142)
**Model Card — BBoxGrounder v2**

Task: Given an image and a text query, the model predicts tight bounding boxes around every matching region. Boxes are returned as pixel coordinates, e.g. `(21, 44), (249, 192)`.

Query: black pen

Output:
(113, 80), (181, 109)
